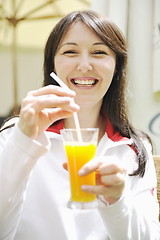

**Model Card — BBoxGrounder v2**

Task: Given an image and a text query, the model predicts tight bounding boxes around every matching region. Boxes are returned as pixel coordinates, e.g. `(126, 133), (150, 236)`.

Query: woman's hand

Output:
(18, 85), (79, 139)
(78, 156), (127, 205)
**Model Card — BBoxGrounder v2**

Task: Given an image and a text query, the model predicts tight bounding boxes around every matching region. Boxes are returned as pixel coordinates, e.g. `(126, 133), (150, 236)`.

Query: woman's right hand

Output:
(18, 85), (79, 139)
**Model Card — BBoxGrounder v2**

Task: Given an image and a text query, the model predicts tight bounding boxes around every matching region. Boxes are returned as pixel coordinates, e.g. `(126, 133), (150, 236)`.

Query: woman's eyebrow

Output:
(60, 42), (77, 48)
(60, 42), (106, 47)
(58, 42), (106, 50)
(93, 42), (106, 46)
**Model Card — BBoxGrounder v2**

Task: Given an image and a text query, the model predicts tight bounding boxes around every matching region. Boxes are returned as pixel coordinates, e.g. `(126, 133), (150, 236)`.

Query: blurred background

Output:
(0, 0), (160, 153)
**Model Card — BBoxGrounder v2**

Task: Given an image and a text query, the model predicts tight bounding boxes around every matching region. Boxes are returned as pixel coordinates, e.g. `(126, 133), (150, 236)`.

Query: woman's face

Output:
(54, 21), (116, 108)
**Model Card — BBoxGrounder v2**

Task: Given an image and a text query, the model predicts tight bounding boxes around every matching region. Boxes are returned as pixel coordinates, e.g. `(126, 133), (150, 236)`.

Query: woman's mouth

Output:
(71, 78), (98, 87)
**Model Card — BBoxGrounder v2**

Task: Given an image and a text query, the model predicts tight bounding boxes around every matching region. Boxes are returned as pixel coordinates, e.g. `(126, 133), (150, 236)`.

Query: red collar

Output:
(47, 121), (64, 134)
(46, 119), (129, 142)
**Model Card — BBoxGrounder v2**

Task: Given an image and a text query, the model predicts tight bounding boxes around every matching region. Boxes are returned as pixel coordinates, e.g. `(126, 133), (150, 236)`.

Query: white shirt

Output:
(0, 120), (159, 240)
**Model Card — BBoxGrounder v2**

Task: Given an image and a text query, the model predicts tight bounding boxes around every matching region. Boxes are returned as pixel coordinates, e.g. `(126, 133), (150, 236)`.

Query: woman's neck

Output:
(64, 106), (106, 141)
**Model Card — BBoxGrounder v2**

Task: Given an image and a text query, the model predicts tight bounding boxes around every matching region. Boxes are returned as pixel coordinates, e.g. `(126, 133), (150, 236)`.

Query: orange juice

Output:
(64, 143), (96, 202)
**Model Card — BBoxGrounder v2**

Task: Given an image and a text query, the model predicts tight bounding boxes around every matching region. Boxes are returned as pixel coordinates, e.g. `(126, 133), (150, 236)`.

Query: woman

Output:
(0, 10), (159, 240)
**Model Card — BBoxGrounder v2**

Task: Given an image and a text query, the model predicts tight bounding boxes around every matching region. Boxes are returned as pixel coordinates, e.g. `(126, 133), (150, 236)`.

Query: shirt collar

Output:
(46, 119), (129, 143)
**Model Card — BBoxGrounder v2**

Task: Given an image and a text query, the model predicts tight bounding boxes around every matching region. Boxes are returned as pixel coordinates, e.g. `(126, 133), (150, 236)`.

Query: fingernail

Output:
(81, 185), (88, 190)
(78, 169), (85, 176)
(70, 102), (80, 110)
(71, 90), (76, 95)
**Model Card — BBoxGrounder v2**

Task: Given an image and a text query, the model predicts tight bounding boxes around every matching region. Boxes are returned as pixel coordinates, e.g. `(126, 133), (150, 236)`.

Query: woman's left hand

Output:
(78, 156), (127, 205)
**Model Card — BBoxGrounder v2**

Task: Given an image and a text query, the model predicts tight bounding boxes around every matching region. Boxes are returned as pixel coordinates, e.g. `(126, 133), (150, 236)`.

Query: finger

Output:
(78, 156), (126, 177)
(99, 162), (126, 175)
(43, 108), (75, 123)
(78, 156), (119, 176)
(100, 172), (126, 186)
(22, 95), (79, 113)
(81, 184), (123, 196)
(81, 184), (110, 195)
(78, 159), (102, 176)
(27, 85), (75, 97)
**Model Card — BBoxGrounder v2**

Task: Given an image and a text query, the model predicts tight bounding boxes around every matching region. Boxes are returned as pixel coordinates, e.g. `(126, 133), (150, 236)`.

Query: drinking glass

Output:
(60, 128), (99, 209)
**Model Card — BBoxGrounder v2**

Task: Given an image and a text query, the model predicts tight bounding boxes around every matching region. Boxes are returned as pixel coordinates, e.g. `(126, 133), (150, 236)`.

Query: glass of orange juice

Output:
(60, 128), (99, 209)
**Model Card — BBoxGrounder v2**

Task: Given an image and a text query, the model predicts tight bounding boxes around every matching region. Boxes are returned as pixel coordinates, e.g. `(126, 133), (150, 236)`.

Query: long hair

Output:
(43, 10), (151, 177)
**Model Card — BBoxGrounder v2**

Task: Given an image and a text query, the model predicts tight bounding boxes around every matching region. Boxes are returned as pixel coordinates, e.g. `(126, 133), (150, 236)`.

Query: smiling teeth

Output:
(74, 79), (96, 85)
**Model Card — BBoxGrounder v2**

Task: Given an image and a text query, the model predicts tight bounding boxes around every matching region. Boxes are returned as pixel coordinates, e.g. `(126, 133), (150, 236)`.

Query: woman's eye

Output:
(63, 50), (77, 55)
(93, 50), (107, 55)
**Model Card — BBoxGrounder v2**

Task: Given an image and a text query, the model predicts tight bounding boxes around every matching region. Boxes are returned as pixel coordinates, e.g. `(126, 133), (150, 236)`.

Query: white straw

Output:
(50, 72), (82, 142)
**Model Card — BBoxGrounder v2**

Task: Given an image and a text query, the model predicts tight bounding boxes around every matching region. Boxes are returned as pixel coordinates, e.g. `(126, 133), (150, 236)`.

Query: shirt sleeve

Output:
(97, 140), (160, 240)
(0, 122), (50, 240)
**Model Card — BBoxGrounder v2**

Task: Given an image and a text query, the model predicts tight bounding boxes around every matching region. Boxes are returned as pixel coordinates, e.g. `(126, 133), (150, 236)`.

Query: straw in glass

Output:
(50, 72), (82, 142)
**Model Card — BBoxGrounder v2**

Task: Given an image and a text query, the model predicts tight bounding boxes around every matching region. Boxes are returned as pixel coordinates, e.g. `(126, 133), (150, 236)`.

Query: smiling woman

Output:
(0, 10), (160, 240)
(54, 21), (116, 109)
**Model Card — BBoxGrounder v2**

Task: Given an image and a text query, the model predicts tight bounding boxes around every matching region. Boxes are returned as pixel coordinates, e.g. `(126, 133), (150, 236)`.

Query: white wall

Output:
(127, 0), (160, 154)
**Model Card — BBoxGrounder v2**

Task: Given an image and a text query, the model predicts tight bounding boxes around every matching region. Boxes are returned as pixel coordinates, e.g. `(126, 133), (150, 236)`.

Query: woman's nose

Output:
(76, 55), (93, 73)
